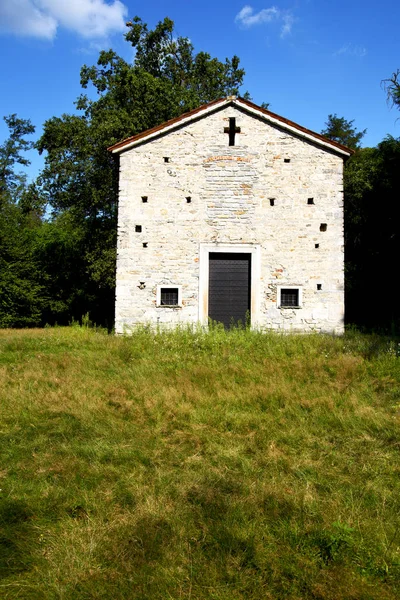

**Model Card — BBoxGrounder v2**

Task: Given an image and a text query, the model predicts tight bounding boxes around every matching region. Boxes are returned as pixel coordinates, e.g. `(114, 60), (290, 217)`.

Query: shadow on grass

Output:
(0, 499), (34, 579)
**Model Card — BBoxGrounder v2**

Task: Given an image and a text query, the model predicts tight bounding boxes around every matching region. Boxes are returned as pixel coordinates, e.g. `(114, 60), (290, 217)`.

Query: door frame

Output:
(198, 243), (261, 328)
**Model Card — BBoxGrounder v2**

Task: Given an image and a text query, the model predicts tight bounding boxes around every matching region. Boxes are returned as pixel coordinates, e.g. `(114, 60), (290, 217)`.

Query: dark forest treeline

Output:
(1, 16), (399, 331)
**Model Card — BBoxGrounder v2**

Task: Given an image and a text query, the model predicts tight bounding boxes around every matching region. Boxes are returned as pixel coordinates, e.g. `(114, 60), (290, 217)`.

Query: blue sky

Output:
(0, 0), (399, 180)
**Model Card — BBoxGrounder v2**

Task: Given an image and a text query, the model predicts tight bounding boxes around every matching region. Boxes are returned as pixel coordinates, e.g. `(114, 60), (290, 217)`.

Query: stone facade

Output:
(111, 98), (351, 334)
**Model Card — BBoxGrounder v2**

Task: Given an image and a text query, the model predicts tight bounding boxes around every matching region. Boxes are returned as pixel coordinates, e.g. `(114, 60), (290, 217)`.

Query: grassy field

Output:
(0, 325), (399, 599)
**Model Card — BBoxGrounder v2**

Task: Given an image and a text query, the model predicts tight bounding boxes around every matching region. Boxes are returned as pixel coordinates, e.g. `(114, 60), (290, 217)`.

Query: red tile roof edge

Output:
(107, 97), (354, 155)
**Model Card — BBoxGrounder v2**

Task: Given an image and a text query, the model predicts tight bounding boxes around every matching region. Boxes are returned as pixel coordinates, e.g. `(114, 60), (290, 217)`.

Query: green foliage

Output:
(0, 114), (35, 197)
(344, 136), (400, 329)
(125, 16), (244, 106)
(0, 115), (46, 328)
(327, 95), (400, 331)
(0, 197), (44, 327)
(0, 111), (106, 328)
(0, 327), (399, 598)
(321, 114), (366, 149)
(383, 69), (400, 110)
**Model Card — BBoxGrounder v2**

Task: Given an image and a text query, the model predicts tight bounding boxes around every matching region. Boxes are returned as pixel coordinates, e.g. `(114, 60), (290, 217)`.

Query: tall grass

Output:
(0, 326), (399, 599)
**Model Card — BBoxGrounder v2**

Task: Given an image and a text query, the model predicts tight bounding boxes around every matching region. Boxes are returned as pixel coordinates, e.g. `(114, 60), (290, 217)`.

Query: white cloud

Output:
(235, 5), (279, 27)
(280, 13), (294, 38)
(334, 44), (367, 58)
(0, 0), (57, 39)
(235, 5), (294, 37)
(0, 0), (128, 41)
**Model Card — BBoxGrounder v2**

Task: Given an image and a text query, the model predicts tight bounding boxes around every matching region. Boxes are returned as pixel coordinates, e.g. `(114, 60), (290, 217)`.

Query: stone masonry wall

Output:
(115, 105), (345, 333)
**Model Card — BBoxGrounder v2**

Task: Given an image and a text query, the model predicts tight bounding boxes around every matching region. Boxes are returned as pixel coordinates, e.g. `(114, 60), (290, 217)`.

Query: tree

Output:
(344, 136), (400, 330)
(237, 91), (270, 108)
(0, 114), (35, 198)
(383, 69), (400, 110)
(36, 16), (246, 326)
(125, 16), (244, 106)
(0, 199), (45, 327)
(321, 114), (366, 150)
(33, 210), (97, 326)
(0, 115), (46, 327)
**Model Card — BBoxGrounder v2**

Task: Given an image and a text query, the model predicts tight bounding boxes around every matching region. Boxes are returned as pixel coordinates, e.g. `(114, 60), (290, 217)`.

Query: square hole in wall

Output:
(315, 243), (319, 249)
(320, 223), (327, 232)
(143, 242), (148, 248)
(186, 196), (192, 203)
(135, 225), (142, 233)
(317, 284), (322, 290)
(163, 157), (170, 163)
(269, 198), (275, 206)
(141, 196), (148, 203)
(307, 198), (314, 205)
(284, 158), (291, 163)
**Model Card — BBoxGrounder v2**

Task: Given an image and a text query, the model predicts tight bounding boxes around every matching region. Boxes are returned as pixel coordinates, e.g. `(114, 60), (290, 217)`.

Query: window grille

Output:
(280, 288), (299, 307)
(160, 288), (179, 306)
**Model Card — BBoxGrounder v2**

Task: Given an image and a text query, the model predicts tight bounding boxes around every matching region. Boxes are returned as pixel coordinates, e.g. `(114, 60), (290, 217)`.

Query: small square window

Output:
(281, 289), (299, 307)
(278, 287), (302, 308)
(161, 288), (178, 305)
(157, 285), (182, 307)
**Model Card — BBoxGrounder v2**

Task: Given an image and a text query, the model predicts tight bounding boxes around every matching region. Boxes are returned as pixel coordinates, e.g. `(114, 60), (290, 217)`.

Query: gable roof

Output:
(108, 96), (354, 157)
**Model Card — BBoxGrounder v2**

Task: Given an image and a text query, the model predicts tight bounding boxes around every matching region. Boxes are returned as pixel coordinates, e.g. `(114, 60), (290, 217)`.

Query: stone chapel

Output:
(108, 97), (353, 334)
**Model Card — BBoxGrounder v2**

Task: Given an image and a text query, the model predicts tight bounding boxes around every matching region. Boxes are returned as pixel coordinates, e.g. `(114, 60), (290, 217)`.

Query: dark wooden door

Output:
(208, 253), (251, 328)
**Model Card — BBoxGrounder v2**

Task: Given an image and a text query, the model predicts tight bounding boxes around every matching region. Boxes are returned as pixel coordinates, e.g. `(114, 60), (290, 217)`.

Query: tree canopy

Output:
(0, 114), (35, 197)
(344, 135), (400, 329)
(383, 69), (400, 110)
(0, 115), (45, 327)
(321, 114), (366, 149)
